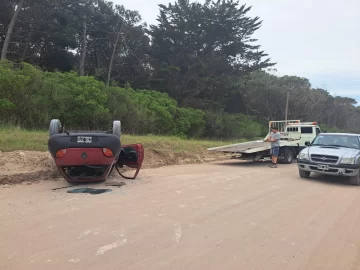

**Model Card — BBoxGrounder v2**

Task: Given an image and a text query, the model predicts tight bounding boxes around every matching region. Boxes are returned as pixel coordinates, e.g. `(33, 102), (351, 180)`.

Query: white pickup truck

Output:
(208, 120), (321, 164)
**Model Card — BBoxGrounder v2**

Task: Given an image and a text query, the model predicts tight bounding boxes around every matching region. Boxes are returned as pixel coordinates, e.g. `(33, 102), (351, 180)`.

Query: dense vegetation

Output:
(0, 61), (266, 139)
(1, 0), (359, 138)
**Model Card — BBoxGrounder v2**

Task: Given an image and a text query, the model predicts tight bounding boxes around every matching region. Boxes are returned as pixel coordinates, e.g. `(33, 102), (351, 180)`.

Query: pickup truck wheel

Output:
(299, 169), (310, 178)
(349, 171), (360, 186)
(283, 149), (294, 164)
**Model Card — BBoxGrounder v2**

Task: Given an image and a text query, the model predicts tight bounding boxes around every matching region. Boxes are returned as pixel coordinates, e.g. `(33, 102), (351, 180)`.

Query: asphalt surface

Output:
(2, 160), (360, 270)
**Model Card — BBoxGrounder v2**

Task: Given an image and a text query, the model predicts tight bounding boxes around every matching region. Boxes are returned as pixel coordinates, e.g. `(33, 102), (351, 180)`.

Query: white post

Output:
(285, 91), (289, 123)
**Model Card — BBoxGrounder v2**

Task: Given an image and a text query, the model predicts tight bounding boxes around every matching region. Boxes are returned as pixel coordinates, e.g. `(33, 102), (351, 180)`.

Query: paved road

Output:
(2, 161), (360, 270)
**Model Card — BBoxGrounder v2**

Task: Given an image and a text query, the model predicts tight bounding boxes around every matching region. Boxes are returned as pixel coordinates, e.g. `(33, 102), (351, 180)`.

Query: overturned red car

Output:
(47, 119), (144, 183)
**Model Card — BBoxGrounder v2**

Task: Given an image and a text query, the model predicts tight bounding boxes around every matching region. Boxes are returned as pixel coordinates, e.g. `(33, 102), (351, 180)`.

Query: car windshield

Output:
(312, 135), (360, 149)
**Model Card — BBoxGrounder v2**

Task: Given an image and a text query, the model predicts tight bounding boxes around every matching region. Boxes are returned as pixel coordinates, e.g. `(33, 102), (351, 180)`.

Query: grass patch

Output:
(0, 126), (248, 153)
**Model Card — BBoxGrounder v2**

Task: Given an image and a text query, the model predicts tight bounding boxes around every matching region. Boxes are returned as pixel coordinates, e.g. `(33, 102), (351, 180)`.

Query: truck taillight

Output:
(102, 148), (113, 157)
(56, 149), (66, 158)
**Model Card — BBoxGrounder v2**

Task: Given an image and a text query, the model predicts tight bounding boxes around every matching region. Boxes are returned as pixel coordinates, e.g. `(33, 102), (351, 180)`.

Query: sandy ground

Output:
(0, 150), (229, 185)
(2, 160), (360, 270)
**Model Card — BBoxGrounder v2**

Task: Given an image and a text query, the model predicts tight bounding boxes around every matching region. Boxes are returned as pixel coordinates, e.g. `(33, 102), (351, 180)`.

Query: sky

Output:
(114, 0), (360, 104)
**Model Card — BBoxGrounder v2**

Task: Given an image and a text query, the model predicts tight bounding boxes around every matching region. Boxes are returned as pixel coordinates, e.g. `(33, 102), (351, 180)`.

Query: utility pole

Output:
(285, 91), (289, 122)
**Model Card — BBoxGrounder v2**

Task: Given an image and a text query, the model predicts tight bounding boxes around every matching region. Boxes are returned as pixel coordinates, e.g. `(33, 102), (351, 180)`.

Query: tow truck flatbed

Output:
(207, 139), (301, 154)
(207, 120), (321, 164)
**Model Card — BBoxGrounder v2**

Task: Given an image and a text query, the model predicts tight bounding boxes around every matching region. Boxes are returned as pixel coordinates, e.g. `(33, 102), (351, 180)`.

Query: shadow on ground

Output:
(214, 160), (278, 168)
(298, 174), (354, 187)
(51, 181), (127, 191)
(214, 160), (356, 187)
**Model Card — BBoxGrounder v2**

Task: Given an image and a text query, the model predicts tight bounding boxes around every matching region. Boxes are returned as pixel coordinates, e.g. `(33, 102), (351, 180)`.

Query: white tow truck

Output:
(208, 120), (321, 164)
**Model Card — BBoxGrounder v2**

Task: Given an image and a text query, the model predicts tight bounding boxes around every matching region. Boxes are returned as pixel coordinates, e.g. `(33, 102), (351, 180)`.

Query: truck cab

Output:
(264, 121), (321, 148)
(284, 122), (322, 149)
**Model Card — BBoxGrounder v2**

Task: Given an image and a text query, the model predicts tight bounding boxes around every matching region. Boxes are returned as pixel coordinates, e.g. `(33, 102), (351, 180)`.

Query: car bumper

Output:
(54, 148), (116, 183)
(297, 160), (359, 176)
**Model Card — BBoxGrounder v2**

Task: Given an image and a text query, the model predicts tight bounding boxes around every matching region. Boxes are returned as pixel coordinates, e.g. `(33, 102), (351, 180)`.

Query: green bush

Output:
(175, 107), (205, 138)
(105, 87), (206, 137)
(204, 111), (265, 140)
(0, 62), (40, 126)
(34, 71), (109, 129)
(0, 62), (263, 139)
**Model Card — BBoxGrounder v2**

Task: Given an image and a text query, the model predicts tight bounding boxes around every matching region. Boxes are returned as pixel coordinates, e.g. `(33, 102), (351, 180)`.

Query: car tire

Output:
(299, 169), (310, 178)
(49, 119), (61, 137)
(349, 171), (360, 186)
(112, 120), (121, 138)
(283, 149), (294, 164)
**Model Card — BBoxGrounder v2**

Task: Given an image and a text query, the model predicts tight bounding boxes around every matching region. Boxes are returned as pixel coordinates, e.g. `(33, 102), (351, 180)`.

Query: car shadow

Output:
(299, 173), (353, 187)
(213, 160), (354, 187)
(51, 180), (126, 191)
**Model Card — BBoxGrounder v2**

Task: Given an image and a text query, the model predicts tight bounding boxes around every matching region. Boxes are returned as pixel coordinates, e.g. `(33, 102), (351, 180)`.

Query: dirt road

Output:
(2, 161), (360, 270)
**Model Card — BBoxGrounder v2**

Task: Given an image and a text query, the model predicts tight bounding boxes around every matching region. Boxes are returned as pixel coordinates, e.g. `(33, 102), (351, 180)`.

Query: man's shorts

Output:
(270, 147), (280, 157)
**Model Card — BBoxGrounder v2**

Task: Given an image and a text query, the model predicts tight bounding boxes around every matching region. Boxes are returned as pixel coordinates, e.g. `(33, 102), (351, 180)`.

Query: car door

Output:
(117, 143), (144, 179)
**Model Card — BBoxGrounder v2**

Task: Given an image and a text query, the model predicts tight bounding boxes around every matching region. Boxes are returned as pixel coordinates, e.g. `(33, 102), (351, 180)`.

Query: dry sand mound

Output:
(0, 151), (59, 185)
(0, 150), (228, 185)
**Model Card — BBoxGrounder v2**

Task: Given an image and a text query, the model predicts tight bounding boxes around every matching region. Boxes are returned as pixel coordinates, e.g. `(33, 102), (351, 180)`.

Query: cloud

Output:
(245, 0), (360, 74)
(307, 74), (360, 96)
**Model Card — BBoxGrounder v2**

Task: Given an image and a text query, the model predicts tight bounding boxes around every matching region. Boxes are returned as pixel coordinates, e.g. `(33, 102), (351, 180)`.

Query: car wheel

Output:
(299, 169), (310, 178)
(112, 120), (121, 138)
(49, 119), (61, 137)
(349, 171), (360, 186)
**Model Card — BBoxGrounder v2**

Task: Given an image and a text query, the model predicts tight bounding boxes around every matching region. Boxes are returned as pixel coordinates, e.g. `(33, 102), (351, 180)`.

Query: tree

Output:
(71, 0), (150, 85)
(106, 5), (143, 87)
(147, 0), (275, 108)
(1, 0), (25, 61)
(72, 0), (99, 76)
(1, 0), (359, 135)
(0, 0), (79, 70)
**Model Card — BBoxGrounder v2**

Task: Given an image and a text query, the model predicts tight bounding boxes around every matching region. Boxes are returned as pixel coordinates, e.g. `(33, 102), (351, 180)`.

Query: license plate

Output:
(77, 136), (92, 143)
(317, 164), (329, 170)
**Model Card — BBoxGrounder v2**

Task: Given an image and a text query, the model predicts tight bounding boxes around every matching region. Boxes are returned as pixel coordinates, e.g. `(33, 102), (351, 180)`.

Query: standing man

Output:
(267, 126), (281, 168)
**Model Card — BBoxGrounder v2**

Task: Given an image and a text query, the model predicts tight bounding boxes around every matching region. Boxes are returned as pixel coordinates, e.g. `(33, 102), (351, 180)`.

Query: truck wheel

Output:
(112, 120), (121, 138)
(299, 170), (310, 178)
(283, 149), (294, 164)
(349, 171), (360, 186)
(49, 119), (61, 137)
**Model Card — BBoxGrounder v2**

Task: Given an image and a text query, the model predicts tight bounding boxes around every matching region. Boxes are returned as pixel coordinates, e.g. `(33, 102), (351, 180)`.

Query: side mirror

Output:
(305, 141), (311, 146)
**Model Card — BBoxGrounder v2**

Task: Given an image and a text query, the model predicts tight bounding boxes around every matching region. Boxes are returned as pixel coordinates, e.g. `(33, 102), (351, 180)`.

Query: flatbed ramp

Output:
(208, 139), (300, 154)
(207, 140), (269, 153)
